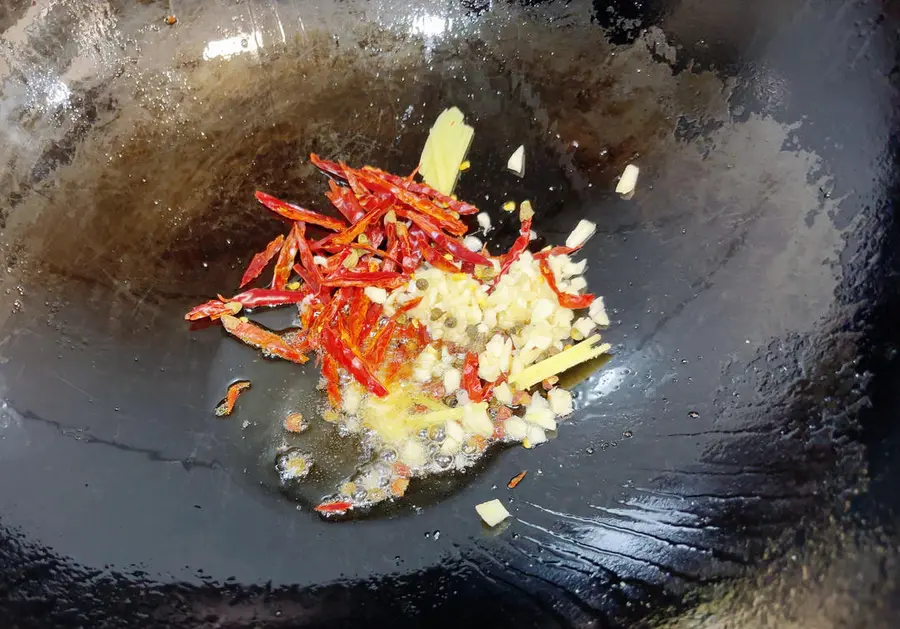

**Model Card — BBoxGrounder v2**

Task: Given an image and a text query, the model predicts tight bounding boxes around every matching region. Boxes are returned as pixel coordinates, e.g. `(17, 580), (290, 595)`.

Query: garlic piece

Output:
(589, 297), (610, 327)
(363, 286), (388, 304)
(476, 499), (511, 527)
(566, 220), (597, 249)
(547, 387), (574, 417)
(507, 145), (525, 177)
(616, 164), (640, 196)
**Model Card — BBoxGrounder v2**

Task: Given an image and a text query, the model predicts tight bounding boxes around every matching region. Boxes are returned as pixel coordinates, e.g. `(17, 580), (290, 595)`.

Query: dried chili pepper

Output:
(255, 191), (346, 231)
(309, 153), (346, 179)
(185, 299), (241, 321)
(239, 234), (285, 288)
(322, 355), (342, 406)
(399, 210), (492, 266)
(329, 197), (392, 247)
(367, 320), (396, 365)
(215, 380), (251, 417)
(421, 244), (461, 273)
(381, 221), (399, 273)
(221, 315), (309, 364)
(533, 245), (581, 260)
(361, 165), (480, 215)
(226, 288), (307, 309)
(326, 180), (366, 223)
(491, 218), (532, 290)
(323, 270), (406, 289)
(538, 258), (596, 309)
(271, 226), (299, 290)
(354, 169), (468, 236)
(320, 327), (389, 397)
(292, 222), (323, 293)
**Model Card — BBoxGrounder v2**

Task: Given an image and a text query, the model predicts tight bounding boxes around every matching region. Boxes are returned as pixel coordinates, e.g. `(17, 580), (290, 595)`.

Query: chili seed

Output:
(416, 279), (429, 290)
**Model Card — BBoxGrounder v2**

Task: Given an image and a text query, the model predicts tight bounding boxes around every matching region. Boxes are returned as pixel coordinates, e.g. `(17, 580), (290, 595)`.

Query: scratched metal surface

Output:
(0, 0), (897, 627)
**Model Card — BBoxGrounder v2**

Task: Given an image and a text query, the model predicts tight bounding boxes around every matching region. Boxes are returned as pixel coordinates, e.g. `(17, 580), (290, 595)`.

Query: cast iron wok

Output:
(0, 0), (898, 627)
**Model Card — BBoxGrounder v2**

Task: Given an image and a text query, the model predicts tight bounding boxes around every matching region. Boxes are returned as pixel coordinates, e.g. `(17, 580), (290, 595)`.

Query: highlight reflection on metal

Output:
(410, 13), (451, 37)
(202, 32), (262, 61)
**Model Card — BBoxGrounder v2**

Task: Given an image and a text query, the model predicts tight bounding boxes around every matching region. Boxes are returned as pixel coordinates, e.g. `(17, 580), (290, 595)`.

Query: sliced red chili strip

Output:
(239, 234), (285, 288)
(293, 222), (323, 293)
(255, 191), (346, 231)
(358, 302), (384, 346)
(361, 165), (480, 215)
(353, 169), (468, 236)
(227, 288), (307, 309)
(314, 500), (352, 514)
(461, 352), (505, 403)
(367, 320), (396, 365)
(220, 315), (309, 364)
(329, 197), (392, 247)
(215, 380), (251, 417)
(534, 245), (581, 260)
(422, 243), (461, 272)
(490, 217), (532, 291)
(398, 210), (491, 266)
(320, 327), (389, 397)
(309, 153), (346, 179)
(322, 270), (406, 289)
(322, 355), (342, 407)
(185, 299), (232, 321)
(326, 180), (366, 224)
(271, 226), (299, 290)
(538, 257), (596, 309)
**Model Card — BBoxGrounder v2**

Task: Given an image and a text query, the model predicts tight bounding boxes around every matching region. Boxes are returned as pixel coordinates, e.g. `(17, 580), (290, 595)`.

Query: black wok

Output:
(0, 0), (898, 627)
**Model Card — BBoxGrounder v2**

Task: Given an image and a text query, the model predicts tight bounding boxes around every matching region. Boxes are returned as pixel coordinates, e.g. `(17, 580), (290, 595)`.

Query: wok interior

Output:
(0, 0), (897, 626)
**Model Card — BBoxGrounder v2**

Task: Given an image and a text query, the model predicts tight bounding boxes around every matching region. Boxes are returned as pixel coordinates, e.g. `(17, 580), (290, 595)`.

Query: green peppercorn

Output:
(416, 278), (429, 291)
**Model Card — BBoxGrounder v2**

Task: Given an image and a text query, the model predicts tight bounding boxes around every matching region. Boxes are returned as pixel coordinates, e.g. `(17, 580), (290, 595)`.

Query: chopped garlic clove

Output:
(443, 368), (461, 394)
(589, 297), (610, 327)
(463, 235), (483, 252)
(445, 419), (466, 443)
(519, 200), (534, 221)
(476, 499), (511, 527)
(566, 219), (597, 249)
(616, 164), (640, 196)
(548, 387), (574, 417)
(494, 382), (513, 405)
(503, 416), (529, 440)
(363, 286), (388, 304)
(476, 212), (492, 234)
(525, 424), (547, 445)
(573, 316), (595, 339)
(507, 145), (525, 177)
(462, 402), (493, 437)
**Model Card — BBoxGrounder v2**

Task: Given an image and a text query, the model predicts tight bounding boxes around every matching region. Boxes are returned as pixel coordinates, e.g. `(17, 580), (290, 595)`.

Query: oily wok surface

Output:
(0, 0), (898, 627)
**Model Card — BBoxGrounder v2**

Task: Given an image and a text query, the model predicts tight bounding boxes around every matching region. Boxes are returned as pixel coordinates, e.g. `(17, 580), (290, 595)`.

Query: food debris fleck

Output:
(165, 15), (177, 25)
(507, 471), (527, 489)
(284, 412), (307, 433)
(215, 380), (250, 417)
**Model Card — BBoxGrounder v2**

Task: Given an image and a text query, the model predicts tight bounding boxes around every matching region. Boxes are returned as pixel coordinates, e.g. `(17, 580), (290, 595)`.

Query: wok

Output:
(0, 0), (898, 626)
